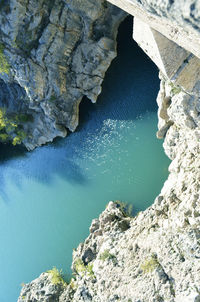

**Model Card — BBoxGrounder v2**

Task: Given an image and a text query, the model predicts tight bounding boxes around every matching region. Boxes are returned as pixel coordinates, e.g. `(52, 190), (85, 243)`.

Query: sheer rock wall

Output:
(0, 0), (125, 149)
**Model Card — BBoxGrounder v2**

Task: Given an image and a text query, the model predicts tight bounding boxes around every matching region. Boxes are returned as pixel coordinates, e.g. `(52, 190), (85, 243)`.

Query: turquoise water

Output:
(0, 17), (170, 301)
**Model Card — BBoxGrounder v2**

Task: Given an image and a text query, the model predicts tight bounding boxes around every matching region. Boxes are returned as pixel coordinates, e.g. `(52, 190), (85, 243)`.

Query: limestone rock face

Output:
(0, 0), (125, 149)
(18, 200), (200, 302)
(18, 272), (65, 302)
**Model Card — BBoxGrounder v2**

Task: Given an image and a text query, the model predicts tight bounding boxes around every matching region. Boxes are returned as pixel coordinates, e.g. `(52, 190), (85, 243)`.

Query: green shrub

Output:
(12, 136), (22, 146)
(14, 113), (33, 123)
(47, 267), (66, 286)
(140, 255), (159, 273)
(69, 278), (77, 290)
(74, 258), (95, 278)
(171, 86), (181, 95)
(0, 108), (28, 145)
(0, 133), (8, 141)
(12, 129), (26, 145)
(0, 43), (10, 74)
(74, 258), (85, 274)
(99, 249), (116, 261)
(169, 82), (182, 95)
(87, 263), (94, 277)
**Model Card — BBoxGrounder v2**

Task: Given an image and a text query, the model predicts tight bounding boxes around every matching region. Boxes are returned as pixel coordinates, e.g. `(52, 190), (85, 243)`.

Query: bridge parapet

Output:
(107, 0), (200, 96)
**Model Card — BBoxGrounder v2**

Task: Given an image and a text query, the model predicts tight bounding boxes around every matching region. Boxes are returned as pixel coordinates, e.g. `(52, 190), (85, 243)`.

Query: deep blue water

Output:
(0, 17), (170, 301)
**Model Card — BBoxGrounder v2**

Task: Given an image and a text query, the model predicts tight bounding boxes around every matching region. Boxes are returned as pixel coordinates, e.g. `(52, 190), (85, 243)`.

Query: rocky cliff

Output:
(0, 0), (125, 149)
(16, 0), (200, 301)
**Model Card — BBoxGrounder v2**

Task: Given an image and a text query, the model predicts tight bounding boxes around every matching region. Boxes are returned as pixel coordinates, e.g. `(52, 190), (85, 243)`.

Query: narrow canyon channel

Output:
(0, 17), (170, 302)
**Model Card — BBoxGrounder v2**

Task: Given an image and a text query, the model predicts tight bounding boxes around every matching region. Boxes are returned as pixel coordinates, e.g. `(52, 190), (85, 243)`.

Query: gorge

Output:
(0, 0), (199, 301)
(0, 16), (170, 302)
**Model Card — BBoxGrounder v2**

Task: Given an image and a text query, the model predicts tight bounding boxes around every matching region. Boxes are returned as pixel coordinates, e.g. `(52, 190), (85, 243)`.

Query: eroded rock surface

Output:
(0, 0), (125, 149)
(18, 271), (66, 302)
(18, 198), (200, 301)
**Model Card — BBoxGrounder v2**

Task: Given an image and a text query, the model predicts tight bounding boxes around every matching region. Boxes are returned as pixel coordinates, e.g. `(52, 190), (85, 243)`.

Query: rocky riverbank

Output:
(18, 186), (200, 302)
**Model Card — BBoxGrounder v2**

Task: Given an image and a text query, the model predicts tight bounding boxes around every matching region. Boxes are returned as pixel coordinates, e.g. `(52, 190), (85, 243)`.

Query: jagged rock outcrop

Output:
(0, 0), (125, 149)
(18, 198), (200, 302)
(18, 271), (66, 302)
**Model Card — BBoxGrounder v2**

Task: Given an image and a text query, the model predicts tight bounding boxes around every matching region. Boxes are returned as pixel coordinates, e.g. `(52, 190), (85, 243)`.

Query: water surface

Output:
(0, 17), (170, 301)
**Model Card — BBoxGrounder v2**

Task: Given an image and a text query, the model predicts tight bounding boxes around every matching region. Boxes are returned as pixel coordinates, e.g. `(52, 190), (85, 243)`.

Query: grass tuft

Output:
(140, 255), (159, 273)
(47, 267), (66, 286)
(74, 258), (95, 278)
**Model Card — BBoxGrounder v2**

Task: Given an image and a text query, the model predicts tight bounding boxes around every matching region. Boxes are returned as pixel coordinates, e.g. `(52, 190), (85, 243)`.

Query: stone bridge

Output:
(107, 0), (200, 96)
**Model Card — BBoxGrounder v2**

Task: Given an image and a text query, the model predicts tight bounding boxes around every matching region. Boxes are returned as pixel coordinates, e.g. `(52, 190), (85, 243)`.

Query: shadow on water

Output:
(0, 16), (160, 201)
(0, 143), (27, 162)
(78, 16), (159, 131)
(0, 142), (87, 202)
(0, 144), (28, 201)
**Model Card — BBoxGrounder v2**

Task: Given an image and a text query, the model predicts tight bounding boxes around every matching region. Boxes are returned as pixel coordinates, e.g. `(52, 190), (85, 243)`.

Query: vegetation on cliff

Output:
(0, 108), (32, 145)
(0, 43), (10, 74)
